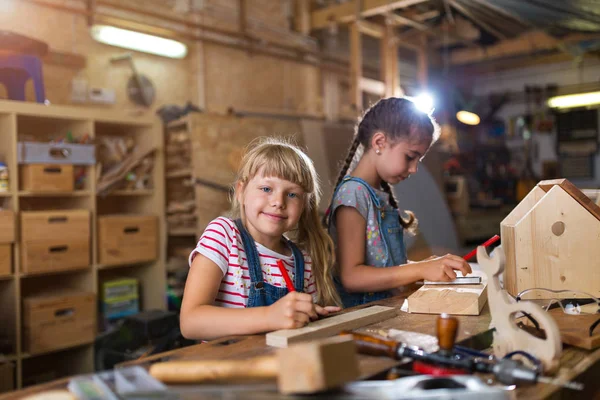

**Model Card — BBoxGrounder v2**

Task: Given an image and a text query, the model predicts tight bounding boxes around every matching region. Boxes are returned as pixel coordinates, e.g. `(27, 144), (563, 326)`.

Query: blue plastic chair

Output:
(0, 54), (45, 103)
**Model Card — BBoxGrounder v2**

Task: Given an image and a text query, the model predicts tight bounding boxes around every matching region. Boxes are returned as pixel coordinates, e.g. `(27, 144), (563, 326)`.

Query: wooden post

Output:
(381, 23), (399, 98)
(350, 21), (363, 111)
(294, 0), (311, 35)
(417, 33), (428, 89)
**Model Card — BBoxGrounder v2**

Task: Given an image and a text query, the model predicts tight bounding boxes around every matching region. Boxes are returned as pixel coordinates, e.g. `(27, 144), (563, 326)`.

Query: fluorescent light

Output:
(91, 25), (187, 59)
(547, 91), (600, 109)
(409, 93), (434, 113)
(456, 110), (480, 126)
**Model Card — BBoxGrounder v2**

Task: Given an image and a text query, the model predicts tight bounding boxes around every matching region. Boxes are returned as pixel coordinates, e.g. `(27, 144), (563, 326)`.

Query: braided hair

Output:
(325, 97), (440, 232)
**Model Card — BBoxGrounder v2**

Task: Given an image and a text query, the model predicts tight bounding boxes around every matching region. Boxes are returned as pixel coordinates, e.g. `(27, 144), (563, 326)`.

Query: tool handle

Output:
(149, 356), (278, 383)
(340, 331), (400, 359)
(436, 314), (459, 353)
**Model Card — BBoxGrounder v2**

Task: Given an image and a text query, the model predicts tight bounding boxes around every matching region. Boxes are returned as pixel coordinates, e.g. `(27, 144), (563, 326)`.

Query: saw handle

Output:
(149, 356), (278, 383)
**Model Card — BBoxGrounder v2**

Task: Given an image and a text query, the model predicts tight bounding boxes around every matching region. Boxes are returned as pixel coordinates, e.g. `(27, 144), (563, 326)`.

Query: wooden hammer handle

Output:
(149, 356), (278, 383)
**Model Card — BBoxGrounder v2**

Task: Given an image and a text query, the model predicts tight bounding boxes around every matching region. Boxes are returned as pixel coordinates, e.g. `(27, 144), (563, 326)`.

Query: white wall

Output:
(471, 58), (600, 187)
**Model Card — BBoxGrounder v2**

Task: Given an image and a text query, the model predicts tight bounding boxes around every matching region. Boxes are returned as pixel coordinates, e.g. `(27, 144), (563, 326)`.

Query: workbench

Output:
(7, 294), (600, 399)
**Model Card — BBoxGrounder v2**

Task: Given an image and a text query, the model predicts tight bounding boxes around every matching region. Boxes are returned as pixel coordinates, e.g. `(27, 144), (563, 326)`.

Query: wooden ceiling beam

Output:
(310, 0), (429, 30)
(448, 0), (507, 40)
(450, 31), (600, 65)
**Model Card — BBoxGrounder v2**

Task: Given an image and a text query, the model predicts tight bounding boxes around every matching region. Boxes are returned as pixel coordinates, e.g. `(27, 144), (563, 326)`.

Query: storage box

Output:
(18, 141), (95, 165)
(21, 164), (74, 192)
(0, 362), (14, 393)
(98, 215), (158, 265)
(0, 210), (15, 243)
(0, 244), (12, 276)
(21, 239), (90, 274)
(21, 210), (90, 242)
(23, 291), (96, 354)
(20, 210), (90, 274)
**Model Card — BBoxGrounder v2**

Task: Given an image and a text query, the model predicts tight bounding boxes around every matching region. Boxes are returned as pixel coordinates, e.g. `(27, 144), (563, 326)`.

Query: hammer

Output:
(149, 336), (359, 394)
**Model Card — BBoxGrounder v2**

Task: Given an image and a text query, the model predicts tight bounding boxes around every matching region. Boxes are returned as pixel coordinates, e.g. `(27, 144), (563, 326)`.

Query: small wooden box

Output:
(0, 210), (15, 243)
(21, 164), (74, 192)
(21, 210), (90, 242)
(0, 362), (14, 393)
(0, 244), (12, 276)
(21, 239), (90, 274)
(98, 215), (158, 265)
(23, 291), (96, 354)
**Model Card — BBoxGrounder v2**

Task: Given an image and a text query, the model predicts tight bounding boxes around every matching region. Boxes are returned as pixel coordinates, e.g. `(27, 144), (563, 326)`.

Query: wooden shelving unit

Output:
(0, 100), (166, 390)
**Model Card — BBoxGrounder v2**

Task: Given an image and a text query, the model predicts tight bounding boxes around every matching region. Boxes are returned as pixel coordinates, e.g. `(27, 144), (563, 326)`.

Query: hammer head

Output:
(277, 335), (359, 394)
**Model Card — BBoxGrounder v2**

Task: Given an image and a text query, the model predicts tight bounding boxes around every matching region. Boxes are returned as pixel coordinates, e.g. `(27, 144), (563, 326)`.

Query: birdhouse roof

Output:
(538, 179), (600, 222)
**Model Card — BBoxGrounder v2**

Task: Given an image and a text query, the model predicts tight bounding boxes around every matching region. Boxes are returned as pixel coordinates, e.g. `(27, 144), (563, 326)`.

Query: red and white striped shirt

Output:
(189, 217), (317, 308)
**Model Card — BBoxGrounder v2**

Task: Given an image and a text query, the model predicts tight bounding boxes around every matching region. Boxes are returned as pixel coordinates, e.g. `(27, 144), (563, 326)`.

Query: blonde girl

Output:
(181, 138), (340, 340)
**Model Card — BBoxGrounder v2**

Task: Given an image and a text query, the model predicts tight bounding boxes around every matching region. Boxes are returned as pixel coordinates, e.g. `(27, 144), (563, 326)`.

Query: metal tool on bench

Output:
(341, 314), (583, 391)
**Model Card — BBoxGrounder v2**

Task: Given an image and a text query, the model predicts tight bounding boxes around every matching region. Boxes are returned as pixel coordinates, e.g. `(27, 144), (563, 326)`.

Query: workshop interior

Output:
(0, 0), (600, 398)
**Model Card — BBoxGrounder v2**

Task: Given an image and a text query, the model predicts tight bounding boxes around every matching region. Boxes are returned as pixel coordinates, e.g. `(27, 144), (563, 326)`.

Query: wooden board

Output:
(266, 305), (397, 348)
(538, 179), (600, 221)
(548, 305), (600, 350)
(0, 210), (15, 243)
(407, 271), (488, 315)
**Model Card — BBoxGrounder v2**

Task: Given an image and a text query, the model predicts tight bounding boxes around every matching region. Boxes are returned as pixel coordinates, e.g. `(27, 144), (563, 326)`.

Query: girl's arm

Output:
(180, 254), (319, 341)
(336, 207), (471, 292)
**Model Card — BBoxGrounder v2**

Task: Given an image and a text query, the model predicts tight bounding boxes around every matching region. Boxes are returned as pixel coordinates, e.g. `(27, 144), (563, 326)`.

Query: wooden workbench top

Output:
(7, 294), (600, 399)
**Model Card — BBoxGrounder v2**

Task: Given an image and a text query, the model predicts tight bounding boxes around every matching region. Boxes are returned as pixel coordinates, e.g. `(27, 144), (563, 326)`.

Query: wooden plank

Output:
(407, 282), (488, 316)
(359, 77), (385, 96)
(538, 179), (600, 222)
(266, 305), (397, 348)
(310, 0), (428, 30)
(349, 22), (362, 111)
(356, 20), (384, 39)
(417, 34), (428, 88)
(547, 306), (600, 350)
(448, 0), (506, 40)
(0, 210), (15, 243)
(294, 0), (311, 35)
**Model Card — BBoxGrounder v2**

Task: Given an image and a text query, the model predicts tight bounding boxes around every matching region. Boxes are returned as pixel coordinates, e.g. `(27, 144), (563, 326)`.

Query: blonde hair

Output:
(230, 137), (341, 307)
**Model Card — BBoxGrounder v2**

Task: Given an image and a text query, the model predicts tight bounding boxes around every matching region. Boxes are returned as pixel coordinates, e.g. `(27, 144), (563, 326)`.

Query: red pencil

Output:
(277, 260), (295, 292)
(463, 234), (500, 261)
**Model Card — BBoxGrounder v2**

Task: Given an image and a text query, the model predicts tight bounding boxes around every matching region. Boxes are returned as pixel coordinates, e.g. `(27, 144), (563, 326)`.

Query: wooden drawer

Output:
(21, 238), (90, 274)
(98, 215), (158, 265)
(21, 164), (74, 192)
(0, 210), (15, 243)
(0, 244), (12, 276)
(21, 210), (90, 242)
(23, 291), (95, 354)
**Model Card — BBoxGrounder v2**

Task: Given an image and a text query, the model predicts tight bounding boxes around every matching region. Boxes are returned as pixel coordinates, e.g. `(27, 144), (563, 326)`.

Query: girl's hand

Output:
(314, 305), (342, 319)
(266, 292), (318, 330)
(416, 254), (472, 282)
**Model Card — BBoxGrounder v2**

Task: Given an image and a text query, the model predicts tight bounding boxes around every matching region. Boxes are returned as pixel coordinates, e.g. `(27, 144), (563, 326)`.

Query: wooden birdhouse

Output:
(501, 179), (600, 299)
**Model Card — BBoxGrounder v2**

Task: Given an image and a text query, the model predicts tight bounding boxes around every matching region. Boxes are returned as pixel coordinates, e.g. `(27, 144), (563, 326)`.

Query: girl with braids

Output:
(325, 97), (471, 307)
(181, 138), (341, 340)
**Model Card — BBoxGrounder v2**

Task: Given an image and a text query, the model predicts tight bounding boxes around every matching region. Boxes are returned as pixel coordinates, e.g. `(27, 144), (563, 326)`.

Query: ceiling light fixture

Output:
(90, 25), (188, 59)
(456, 110), (480, 125)
(547, 91), (600, 109)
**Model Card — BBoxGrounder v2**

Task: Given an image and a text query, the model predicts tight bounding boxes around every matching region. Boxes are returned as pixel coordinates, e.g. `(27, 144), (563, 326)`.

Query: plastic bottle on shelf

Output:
(0, 162), (8, 193)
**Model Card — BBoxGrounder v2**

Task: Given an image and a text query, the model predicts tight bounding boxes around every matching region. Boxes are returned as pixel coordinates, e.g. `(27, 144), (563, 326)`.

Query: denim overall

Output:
(329, 177), (407, 308)
(234, 219), (305, 307)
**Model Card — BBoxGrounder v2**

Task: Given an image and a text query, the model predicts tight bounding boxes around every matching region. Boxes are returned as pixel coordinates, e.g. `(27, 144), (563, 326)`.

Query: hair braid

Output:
(380, 180), (417, 234)
(324, 135), (360, 226)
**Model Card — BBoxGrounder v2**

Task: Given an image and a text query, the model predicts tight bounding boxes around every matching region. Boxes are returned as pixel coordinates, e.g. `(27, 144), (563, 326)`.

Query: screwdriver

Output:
(341, 314), (583, 391)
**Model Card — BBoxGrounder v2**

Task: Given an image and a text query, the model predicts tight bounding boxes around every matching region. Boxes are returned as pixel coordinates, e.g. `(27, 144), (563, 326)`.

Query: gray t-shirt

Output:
(329, 179), (392, 267)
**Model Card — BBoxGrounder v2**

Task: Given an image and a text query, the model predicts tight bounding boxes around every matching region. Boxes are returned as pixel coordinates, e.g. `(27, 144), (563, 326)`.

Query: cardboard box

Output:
(23, 291), (96, 354)
(98, 215), (158, 265)
(21, 164), (74, 192)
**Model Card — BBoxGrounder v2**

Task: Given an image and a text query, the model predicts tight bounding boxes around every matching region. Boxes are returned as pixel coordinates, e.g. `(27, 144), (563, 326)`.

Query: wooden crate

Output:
(21, 164), (74, 192)
(21, 239), (90, 274)
(23, 291), (96, 354)
(21, 210), (90, 242)
(0, 362), (14, 393)
(0, 244), (12, 276)
(0, 210), (15, 243)
(98, 215), (158, 265)
(20, 210), (90, 274)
